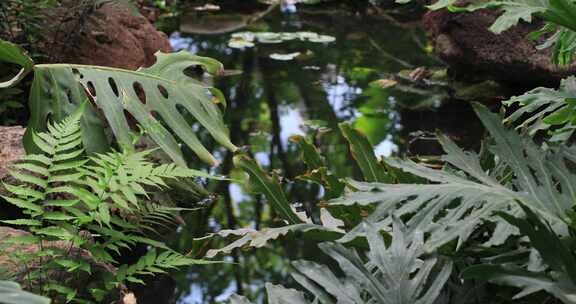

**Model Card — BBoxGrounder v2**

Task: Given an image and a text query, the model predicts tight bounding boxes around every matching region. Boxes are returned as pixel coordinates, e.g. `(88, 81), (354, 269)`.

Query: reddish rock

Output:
(0, 126), (25, 182)
(423, 9), (576, 87)
(44, 2), (172, 69)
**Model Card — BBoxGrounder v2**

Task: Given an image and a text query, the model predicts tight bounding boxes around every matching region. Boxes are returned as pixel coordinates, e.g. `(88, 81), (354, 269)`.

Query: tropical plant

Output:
(330, 103), (576, 251)
(0, 38), (237, 166)
(1, 105), (213, 302)
(464, 204), (576, 303)
(206, 102), (576, 303)
(229, 218), (452, 304)
(504, 76), (576, 141)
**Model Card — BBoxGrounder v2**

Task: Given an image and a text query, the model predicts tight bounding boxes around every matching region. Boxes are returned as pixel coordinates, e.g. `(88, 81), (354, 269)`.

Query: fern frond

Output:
(115, 249), (209, 285)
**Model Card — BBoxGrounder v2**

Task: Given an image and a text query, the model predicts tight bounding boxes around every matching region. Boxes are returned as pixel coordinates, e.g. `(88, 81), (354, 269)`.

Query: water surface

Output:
(163, 2), (484, 303)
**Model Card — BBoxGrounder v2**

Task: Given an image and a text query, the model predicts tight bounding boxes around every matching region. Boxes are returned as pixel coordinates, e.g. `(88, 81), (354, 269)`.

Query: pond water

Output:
(157, 1), (486, 303)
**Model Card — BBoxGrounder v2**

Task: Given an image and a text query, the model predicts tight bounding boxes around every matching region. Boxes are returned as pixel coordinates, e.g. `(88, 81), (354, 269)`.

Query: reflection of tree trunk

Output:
(266, 85), (295, 179)
(219, 162), (244, 295)
(200, 50), (258, 296)
(291, 71), (339, 129)
(260, 61), (296, 180)
(200, 50), (256, 226)
(232, 51), (265, 232)
(290, 69), (355, 179)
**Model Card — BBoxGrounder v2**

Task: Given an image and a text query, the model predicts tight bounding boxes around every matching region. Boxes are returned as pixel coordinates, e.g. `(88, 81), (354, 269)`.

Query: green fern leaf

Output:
(1, 196), (43, 215)
(1, 219), (43, 226)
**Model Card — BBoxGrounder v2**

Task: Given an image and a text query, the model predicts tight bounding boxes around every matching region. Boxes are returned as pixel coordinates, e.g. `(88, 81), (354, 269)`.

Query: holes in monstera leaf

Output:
(158, 85), (169, 99)
(65, 89), (74, 104)
(133, 82), (146, 104)
(183, 65), (205, 80)
(86, 81), (97, 97)
(175, 104), (199, 126)
(123, 109), (138, 130)
(71, 68), (84, 80)
(108, 78), (119, 97)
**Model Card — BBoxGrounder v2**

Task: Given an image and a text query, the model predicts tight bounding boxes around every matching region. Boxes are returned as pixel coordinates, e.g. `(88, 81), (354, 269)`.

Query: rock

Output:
(423, 8), (576, 87)
(0, 226), (116, 278)
(43, 1), (172, 70)
(0, 126), (25, 182)
(0, 226), (131, 301)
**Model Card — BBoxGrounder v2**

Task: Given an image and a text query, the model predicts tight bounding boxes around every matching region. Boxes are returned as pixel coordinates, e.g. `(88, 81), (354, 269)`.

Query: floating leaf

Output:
(228, 31), (335, 49)
(307, 34), (336, 43)
(228, 39), (256, 49)
(269, 52), (301, 61)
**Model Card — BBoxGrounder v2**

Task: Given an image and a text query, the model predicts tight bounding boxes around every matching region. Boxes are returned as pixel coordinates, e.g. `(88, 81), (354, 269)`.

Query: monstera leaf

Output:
(0, 40), (34, 88)
(332, 104), (576, 251)
(26, 51), (236, 166)
(0, 39), (236, 166)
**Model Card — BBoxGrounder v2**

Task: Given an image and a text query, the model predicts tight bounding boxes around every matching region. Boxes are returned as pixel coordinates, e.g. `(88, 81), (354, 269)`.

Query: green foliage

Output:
(233, 155), (304, 225)
(0, 38), (237, 166)
(340, 123), (391, 183)
(289, 135), (345, 199)
(1, 107), (211, 302)
(204, 224), (344, 258)
(0, 280), (50, 304)
(463, 204), (576, 303)
(113, 249), (215, 286)
(214, 102), (576, 303)
(504, 76), (576, 141)
(332, 103), (576, 251)
(230, 219), (452, 304)
(207, 123), (393, 256)
(0, 40), (34, 88)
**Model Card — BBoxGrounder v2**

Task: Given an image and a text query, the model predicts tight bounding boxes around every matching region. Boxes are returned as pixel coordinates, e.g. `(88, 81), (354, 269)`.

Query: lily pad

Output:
(228, 39), (256, 49)
(231, 32), (256, 42)
(308, 34), (336, 43)
(270, 52), (302, 61)
(228, 31), (336, 49)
